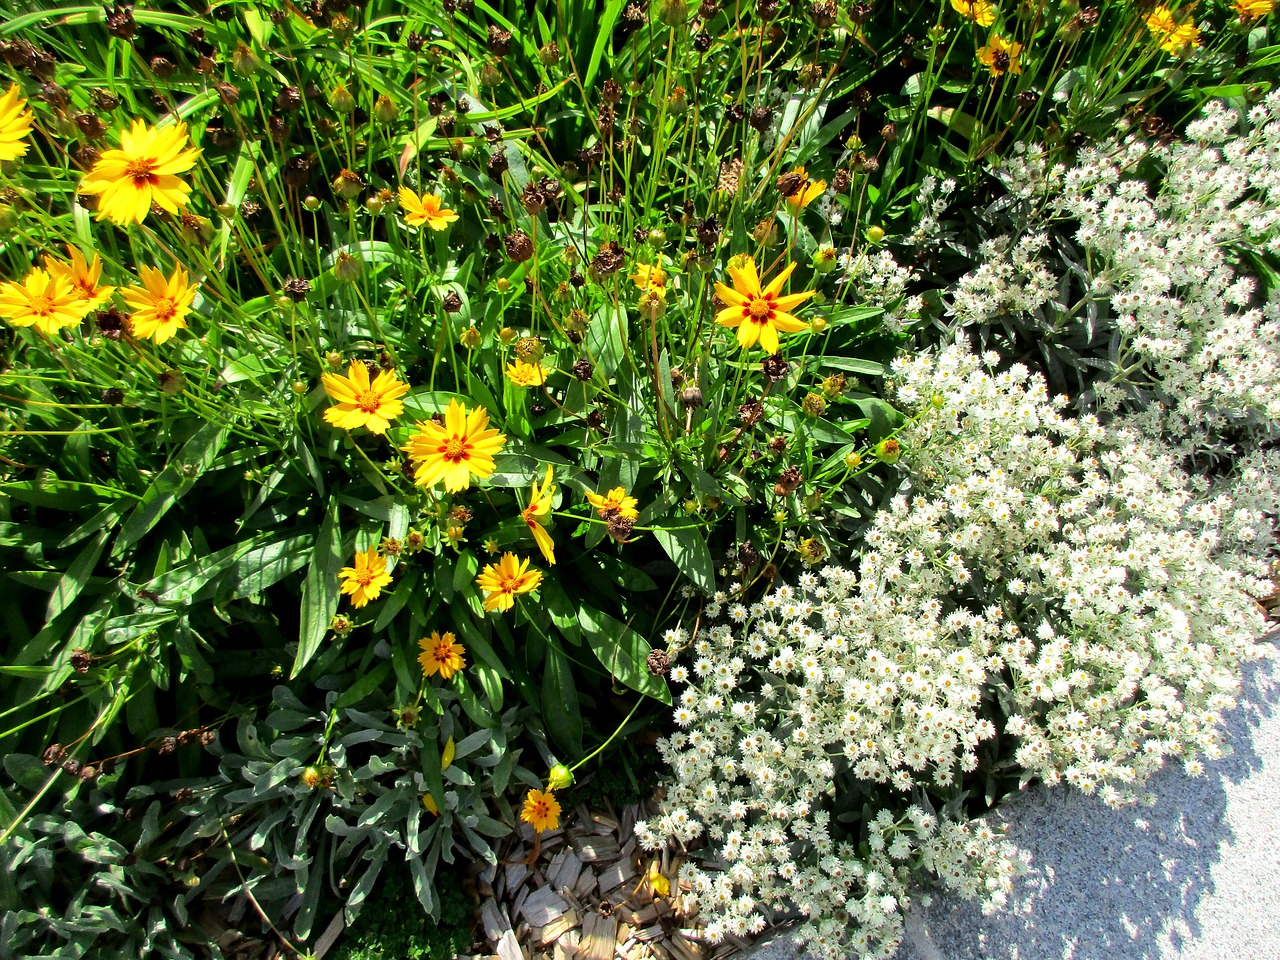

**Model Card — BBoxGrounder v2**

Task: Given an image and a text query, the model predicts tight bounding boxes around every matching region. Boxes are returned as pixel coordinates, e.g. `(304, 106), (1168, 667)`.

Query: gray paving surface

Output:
(746, 633), (1280, 960)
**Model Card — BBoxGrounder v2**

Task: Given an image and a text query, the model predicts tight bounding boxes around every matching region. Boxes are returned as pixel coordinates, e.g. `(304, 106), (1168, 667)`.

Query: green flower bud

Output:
(548, 764), (574, 790)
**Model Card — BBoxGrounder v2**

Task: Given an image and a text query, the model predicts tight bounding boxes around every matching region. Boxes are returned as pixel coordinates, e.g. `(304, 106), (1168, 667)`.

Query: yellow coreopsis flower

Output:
(0, 268), (94, 334)
(950, 0), (996, 26)
(783, 167), (826, 211)
(78, 119), (202, 225)
(475, 552), (542, 613)
(43, 247), (115, 311)
(505, 359), (548, 387)
(520, 787), (561, 833)
(522, 465), (557, 565)
(421, 736), (456, 815)
(629, 260), (668, 290)
(0, 83), (34, 163)
(418, 631), (467, 679)
(401, 398), (507, 493)
(120, 264), (197, 345)
(338, 546), (393, 609)
(398, 186), (460, 230)
(713, 255), (815, 354)
(1145, 6), (1200, 54)
(1234, 0), (1273, 19)
(585, 486), (640, 521)
(321, 360), (410, 435)
(977, 35), (1024, 76)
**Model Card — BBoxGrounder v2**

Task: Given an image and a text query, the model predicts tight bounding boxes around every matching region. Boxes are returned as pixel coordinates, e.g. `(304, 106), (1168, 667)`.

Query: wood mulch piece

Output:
(463, 797), (752, 960)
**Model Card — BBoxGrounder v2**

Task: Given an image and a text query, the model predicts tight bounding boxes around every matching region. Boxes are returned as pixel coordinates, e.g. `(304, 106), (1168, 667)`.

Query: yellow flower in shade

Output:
(338, 546), (393, 609)
(713, 255), (815, 354)
(78, 119), (202, 225)
(1234, 0), (1273, 19)
(977, 35), (1024, 76)
(0, 268), (93, 334)
(398, 186), (460, 230)
(475, 552), (543, 613)
(321, 360), (409, 435)
(629, 260), (668, 290)
(585, 486), (640, 521)
(505, 360), (548, 387)
(401, 398), (507, 493)
(418, 631), (467, 680)
(43, 247), (115, 311)
(521, 787), (561, 833)
(120, 264), (197, 345)
(421, 736), (456, 815)
(783, 167), (826, 211)
(522, 466), (557, 565)
(0, 84), (34, 163)
(950, 0), (996, 26)
(1145, 6), (1200, 54)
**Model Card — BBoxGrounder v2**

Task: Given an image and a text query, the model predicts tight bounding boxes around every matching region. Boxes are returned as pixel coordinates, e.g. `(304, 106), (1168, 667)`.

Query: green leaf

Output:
(578, 607), (671, 704)
(46, 528), (110, 623)
(118, 423), (230, 549)
(292, 498), (343, 679)
(541, 642), (583, 756)
(650, 520), (716, 595)
(228, 535), (313, 599)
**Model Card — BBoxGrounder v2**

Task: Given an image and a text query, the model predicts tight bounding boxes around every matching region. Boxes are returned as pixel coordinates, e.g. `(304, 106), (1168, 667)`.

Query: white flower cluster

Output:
(641, 344), (1266, 959)
(996, 96), (1280, 459)
(949, 233), (1059, 326)
(838, 249), (922, 331)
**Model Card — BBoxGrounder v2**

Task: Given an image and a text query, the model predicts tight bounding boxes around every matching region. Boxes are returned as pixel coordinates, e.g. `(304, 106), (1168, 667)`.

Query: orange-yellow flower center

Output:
(353, 567), (377, 587)
(356, 389), (382, 413)
(126, 157), (157, 185)
(433, 641), (452, 661)
(529, 799), (550, 818)
(153, 298), (177, 321)
(442, 437), (467, 461)
(30, 295), (53, 315)
(747, 297), (774, 323)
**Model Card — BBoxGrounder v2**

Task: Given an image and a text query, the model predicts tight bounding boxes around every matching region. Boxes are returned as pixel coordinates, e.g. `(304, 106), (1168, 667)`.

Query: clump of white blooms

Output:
(838, 248), (922, 331)
(641, 344), (1266, 959)
(992, 96), (1280, 460)
(949, 233), (1059, 326)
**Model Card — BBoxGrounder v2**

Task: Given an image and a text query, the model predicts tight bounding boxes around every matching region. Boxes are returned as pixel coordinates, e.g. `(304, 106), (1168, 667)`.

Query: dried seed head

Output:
(488, 26), (512, 55)
(775, 171), (804, 197)
(332, 168), (364, 200)
(101, 386), (126, 405)
(646, 649), (670, 676)
(504, 230), (534, 262)
(105, 4), (137, 40)
(761, 355), (789, 381)
(680, 386), (703, 409)
(96, 307), (127, 340)
(809, 0), (838, 28)
(70, 649), (93, 673)
(572, 358), (594, 381)
(282, 277), (312, 302)
(277, 85), (303, 111)
(537, 41), (561, 65)
(739, 540), (760, 566)
(406, 31), (426, 51)
(748, 105), (772, 133)
(802, 392), (827, 418)
(606, 513), (635, 543)
(775, 465), (803, 495)
(157, 370), (186, 396)
(42, 743), (65, 766)
(590, 241), (626, 276)
(738, 399), (764, 426)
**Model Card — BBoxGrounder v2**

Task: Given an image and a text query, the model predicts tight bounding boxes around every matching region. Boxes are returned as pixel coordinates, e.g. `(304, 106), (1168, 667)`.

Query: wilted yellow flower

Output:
(476, 552), (542, 613)
(783, 167), (826, 211)
(398, 186), (460, 230)
(321, 360), (409, 435)
(586, 486), (639, 521)
(338, 546), (393, 608)
(120, 264), (198, 344)
(78, 119), (202, 225)
(0, 83), (34, 163)
(977, 34), (1023, 76)
(713, 255), (814, 355)
(522, 465), (557, 565)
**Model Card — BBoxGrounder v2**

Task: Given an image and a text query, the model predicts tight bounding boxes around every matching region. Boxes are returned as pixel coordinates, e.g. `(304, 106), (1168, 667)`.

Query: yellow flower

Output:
(401, 398), (507, 493)
(783, 167), (826, 211)
(976, 35), (1024, 76)
(521, 787), (561, 833)
(43, 247), (115, 311)
(713, 255), (815, 354)
(0, 83), (34, 163)
(78, 119), (202, 225)
(1234, 0), (1273, 18)
(398, 186), (460, 230)
(522, 466), (557, 565)
(120, 264), (197, 345)
(321, 360), (410, 435)
(0, 267), (94, 335)
(585, 486), (640, 521)
(1145, 6), (1200, 54)
(418, 631), (467, 679)
(421, 736), (456, 815)
(629, 261), (668, 290)
(505, 360), (548, 387)
(950, 0), (996, 26)
(338, 546), (393, 609)
(476, 552), (543, 613)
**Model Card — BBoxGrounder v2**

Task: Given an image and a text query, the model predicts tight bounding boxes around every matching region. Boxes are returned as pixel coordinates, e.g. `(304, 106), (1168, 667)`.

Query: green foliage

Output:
(329, 861), (474, 960)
